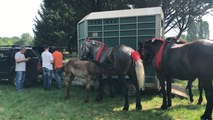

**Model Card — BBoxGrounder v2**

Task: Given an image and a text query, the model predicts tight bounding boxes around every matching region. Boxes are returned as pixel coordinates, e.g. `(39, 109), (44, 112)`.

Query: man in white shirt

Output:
(15, 47), (30, 91)
(42, 45), (54, 91)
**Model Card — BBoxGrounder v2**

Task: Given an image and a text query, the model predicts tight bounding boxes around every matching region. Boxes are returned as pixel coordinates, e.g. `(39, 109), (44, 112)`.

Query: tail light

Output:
(36, 63), (42, 72)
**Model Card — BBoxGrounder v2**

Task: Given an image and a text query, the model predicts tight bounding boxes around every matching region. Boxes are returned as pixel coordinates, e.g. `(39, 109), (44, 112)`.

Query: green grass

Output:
(0, 81), (207, 120)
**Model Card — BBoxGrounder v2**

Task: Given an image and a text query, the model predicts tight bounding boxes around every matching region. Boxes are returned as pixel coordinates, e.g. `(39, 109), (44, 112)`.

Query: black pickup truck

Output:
(0, 46), (41, 86)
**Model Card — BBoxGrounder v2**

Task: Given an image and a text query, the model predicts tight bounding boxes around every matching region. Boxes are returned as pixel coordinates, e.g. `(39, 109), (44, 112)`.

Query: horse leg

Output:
(197, 79), (203, 105)
(200, 78), (213, 120)
(108, 76), (115, 98)
(135, 78), (142, 110)
(64, 73), (74, 100)
(99, 76), (104, 100)
(94, 78), (100, 102)
(186, 80), (194, 103)
(167, 78), (172, 107)
(158, 75), (167, 110)
(119, 75), (129, 111)
(129, 72), (142, 110)
(85, 77), (91, 103)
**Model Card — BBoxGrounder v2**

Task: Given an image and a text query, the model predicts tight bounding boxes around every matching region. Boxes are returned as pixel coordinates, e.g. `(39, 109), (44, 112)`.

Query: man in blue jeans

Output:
(15, 47), (30, 91)
(42, 45), (54, 91)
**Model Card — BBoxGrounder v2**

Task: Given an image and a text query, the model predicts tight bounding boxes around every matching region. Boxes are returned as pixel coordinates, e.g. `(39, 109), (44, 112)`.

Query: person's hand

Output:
(26, 57), (30, 61)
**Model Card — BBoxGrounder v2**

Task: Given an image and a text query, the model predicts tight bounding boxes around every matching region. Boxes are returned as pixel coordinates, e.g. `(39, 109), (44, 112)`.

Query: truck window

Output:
(0, 50), (9, 61)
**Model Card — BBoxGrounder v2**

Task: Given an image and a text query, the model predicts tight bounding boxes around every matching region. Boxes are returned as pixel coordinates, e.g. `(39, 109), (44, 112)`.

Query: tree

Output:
(129, 0), (213, 38)
(0, 37), (19, 46)
(34, 0), (213, 49)
(15, 33), (33, 46)
(33, 0), (75, 48)
(187, 20), (210, 41)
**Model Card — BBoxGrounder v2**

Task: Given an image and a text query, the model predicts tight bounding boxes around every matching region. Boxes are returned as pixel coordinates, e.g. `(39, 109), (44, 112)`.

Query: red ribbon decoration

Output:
(153, 38), (166, 69)
(95, 42), (104, 61)
(131, 50), (142, 62)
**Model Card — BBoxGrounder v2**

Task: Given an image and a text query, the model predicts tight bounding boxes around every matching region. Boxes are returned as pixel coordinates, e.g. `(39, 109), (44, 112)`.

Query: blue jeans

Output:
(54, 67), (63, 89)
(15, 71), (25, 91)
(42, 67), (52, 91)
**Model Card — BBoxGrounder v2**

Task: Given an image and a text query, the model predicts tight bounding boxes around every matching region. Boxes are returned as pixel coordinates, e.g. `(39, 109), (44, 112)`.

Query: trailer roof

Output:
(79, 7), (163, 23)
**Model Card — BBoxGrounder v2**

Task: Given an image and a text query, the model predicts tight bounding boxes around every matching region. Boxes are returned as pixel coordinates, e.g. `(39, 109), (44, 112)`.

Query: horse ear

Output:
(92, 40), (95, 44)
(151, 39), (155, 42)
(177, 39), (180, 42)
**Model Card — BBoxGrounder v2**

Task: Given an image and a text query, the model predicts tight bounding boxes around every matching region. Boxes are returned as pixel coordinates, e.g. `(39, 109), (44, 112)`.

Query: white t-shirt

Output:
(41, 50), (53, 70)
(15, 52), (26, 71)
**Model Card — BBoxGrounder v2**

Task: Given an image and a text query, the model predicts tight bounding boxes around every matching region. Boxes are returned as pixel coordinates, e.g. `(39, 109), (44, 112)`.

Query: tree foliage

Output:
(187, 20), (210, 41)
(34, 0), (75, 47)
(16, 33), (34, 46)
(0, 33), (33, 46)
(34, 0), (213, 48)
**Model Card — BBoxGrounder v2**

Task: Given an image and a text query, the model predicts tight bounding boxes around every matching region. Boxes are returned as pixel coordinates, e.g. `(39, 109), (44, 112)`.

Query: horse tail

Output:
(134, 59), (145, 91)
(131, 51), (145, 91)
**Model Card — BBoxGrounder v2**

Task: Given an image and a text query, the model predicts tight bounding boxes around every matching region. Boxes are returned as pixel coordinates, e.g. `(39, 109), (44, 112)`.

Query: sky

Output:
(0, 0), (42, 37)
(0, 0), (212, 39)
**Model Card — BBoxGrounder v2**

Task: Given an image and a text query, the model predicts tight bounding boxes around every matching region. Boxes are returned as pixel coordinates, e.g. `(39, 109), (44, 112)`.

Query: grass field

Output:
(0, 80), (207, 120)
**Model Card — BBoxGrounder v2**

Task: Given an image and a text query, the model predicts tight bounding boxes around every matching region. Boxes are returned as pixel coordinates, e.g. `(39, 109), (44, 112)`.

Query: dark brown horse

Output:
(166, 37), (204, 105)
(64, 58), (105, 103)
(80, 40), (145, 111)
(142, 38), (213, 120)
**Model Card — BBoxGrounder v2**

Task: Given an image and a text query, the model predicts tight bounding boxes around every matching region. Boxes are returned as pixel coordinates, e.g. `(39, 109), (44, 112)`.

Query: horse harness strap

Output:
(95, 42), (105, 61)
(154, 39), (166, 70)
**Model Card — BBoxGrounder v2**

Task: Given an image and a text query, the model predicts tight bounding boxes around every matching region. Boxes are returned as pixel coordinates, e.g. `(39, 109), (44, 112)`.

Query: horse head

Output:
(142, 38), (166, 66)
(80, 40), (103, 60)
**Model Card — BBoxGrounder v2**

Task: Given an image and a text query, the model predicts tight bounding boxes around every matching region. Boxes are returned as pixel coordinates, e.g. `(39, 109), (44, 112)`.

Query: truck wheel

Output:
(9, 72), (16, 86)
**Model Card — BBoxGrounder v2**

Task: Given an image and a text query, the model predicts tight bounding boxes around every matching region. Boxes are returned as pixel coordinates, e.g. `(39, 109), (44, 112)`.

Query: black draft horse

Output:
(166, 37), (204, 105)
(142, 38), (213, 120)
(80, 40), (145, 111)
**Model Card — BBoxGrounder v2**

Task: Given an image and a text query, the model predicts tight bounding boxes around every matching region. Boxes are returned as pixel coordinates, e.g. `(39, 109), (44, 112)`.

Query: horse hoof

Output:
(197, 102), (202, 105)
(197, 99), (203, 105)
(123, 107), (129, 111)
(190, 98), (194, 103)
(64, 96), (70, 100)
(84, 100), (89, 103)
(161, 105), (167, 110)
(167, 103), (172, 107)
(96, 98), (101, 102)
(201, 114), (212, 120)
(136, 105), (142, 110)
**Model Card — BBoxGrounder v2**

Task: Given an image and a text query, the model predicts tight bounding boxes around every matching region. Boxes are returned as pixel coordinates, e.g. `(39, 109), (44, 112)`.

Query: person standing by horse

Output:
(42, 45), (54, 91)
(52, 48), (63, 89)
(15, 47), (30, 92)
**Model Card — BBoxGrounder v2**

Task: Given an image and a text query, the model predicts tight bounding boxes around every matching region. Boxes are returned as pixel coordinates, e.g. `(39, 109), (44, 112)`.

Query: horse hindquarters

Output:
(199, 78), (213, 120)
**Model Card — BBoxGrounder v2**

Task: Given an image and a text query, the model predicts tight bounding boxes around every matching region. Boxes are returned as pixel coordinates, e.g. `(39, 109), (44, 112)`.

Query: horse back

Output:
(111, 45), (133, 74)
(164, 40), (213, 79)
